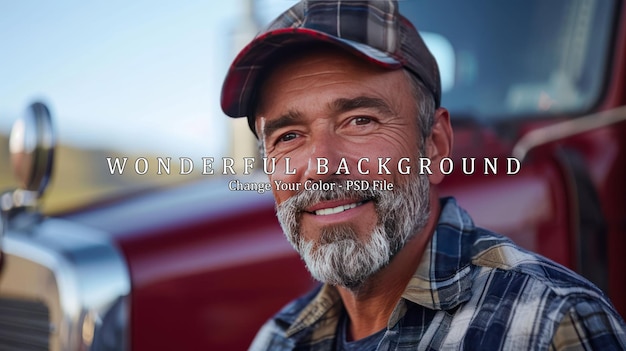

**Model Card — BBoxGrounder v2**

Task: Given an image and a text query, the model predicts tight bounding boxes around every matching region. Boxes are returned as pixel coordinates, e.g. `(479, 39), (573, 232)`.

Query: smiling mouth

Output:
(308, 200), (370, 216)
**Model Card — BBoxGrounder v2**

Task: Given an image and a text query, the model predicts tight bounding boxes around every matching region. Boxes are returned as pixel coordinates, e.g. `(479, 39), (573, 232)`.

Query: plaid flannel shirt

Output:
(249, 197), (626, 350)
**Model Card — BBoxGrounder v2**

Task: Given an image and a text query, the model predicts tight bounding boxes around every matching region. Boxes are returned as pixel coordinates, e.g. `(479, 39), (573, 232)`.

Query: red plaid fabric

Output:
(220, 0), (441, 124)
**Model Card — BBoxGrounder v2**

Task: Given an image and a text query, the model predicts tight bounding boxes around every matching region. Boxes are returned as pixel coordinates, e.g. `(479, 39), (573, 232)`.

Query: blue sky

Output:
(0, 0), (296, 157)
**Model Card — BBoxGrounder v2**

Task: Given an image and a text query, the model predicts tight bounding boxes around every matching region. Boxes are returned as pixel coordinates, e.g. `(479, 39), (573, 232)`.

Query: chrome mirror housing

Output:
(9, 102), (56, 198)
(1, 102), (56, 255)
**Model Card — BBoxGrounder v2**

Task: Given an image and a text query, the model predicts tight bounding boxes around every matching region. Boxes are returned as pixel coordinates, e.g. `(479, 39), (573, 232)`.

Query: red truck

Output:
(1, 1), (625, 350)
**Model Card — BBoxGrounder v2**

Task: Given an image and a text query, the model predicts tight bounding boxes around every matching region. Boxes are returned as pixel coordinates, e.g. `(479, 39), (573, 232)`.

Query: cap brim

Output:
(220, 27), (403, 121)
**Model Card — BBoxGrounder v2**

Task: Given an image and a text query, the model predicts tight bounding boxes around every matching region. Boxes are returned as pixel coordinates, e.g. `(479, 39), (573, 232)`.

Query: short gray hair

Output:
(403, 69), (435, 151)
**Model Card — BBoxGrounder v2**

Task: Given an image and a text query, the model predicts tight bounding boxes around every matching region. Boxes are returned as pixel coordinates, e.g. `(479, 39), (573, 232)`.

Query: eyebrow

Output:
(330, 96), (394, 116)
(261, 96), (394, 138)
(261, 110), (303, 139)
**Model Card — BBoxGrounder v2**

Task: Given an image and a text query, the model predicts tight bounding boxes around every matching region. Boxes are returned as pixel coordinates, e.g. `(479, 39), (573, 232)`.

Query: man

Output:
(221, 1), (626, 350)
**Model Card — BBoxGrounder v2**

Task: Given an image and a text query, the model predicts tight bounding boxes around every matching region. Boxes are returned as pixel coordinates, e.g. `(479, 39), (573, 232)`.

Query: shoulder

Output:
(469, 226), (602, 299)
(463, 227), (626, 348)
(551, 297), (626, 350)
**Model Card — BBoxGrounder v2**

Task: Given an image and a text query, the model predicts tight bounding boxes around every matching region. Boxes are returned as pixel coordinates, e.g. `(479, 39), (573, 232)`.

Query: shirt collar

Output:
(400, 197), (476, 311)
(285, 284), (343, 338)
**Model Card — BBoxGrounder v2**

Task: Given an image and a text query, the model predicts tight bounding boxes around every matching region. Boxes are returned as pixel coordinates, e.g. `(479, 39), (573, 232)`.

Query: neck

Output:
(336, 194), (441, 341)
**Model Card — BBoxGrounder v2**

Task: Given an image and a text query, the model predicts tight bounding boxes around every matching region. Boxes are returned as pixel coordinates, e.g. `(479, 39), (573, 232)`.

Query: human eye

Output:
(340, 115), (379, 136)
(345, 115), (379, 129)
(278, 132), (298, 143)
(266, 129), (300, 148)
(351, 116), (373, 125)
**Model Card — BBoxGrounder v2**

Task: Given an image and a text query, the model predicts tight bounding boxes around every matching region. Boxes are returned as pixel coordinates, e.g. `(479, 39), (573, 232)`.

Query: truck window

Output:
(400, 0), (617, 121)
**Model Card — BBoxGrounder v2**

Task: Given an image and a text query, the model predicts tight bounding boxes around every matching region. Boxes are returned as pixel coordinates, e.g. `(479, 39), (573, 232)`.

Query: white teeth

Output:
(314, 202), (362, 215)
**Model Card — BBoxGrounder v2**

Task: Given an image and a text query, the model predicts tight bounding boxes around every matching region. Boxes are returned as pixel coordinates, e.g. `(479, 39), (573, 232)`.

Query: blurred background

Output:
(0, 0), (299, 213)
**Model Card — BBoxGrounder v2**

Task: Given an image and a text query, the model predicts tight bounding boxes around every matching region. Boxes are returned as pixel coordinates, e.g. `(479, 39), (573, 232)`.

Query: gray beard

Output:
(276, 173), (430, 290)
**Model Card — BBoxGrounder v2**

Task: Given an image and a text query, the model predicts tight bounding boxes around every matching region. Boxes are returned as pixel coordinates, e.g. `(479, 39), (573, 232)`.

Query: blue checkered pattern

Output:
(249, 197), (626, 350)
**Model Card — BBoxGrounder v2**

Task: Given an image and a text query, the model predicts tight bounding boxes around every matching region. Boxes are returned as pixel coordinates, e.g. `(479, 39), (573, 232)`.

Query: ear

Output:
(425, 107), (453, 185)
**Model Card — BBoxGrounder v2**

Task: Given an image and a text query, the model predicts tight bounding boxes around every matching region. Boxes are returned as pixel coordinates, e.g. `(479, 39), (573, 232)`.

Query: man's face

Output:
(256, 48), (431, 289)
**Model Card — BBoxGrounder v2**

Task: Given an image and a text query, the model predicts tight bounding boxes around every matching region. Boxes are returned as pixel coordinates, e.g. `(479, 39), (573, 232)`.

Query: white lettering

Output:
(419, 157), (432, 175)
(462, 157), (475, 175)
(378, 157), (391, 175)
(243, 157), (255, 175)
(135, 157), (149, 175)
(317, 158), (329, 174)
(106, 157), (128, 175)
(484, 158), (497, 175)
(179, 157), (194, 175)
(284, 157), (296, 175)
(507, 157), (521, 175)
(357, 158), (370, 174)
(440, 157), (453, 175)
(222, 157), (235, 175)
(202, 157), (214, 175)
(336, 158), (350, 175)
(398, 157), (411, 175)
(263, 157), (276, 175)
(157, 157), (171, 175)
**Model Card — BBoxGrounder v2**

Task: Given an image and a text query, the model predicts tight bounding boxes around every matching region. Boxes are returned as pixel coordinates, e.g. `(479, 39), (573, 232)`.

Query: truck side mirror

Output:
(9, 102), (56, 198)
(1, 102), (56, 265)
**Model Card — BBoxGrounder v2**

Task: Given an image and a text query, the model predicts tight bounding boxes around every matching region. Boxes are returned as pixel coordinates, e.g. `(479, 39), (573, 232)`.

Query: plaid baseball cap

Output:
(220, 0), (441, 131)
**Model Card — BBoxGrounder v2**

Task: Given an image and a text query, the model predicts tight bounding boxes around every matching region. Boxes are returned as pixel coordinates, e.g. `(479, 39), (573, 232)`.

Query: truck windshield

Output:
(399, 0), (616, 120)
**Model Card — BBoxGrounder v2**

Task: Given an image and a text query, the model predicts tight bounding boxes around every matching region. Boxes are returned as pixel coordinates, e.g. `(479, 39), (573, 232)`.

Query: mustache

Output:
(277, 179), (386, 214)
